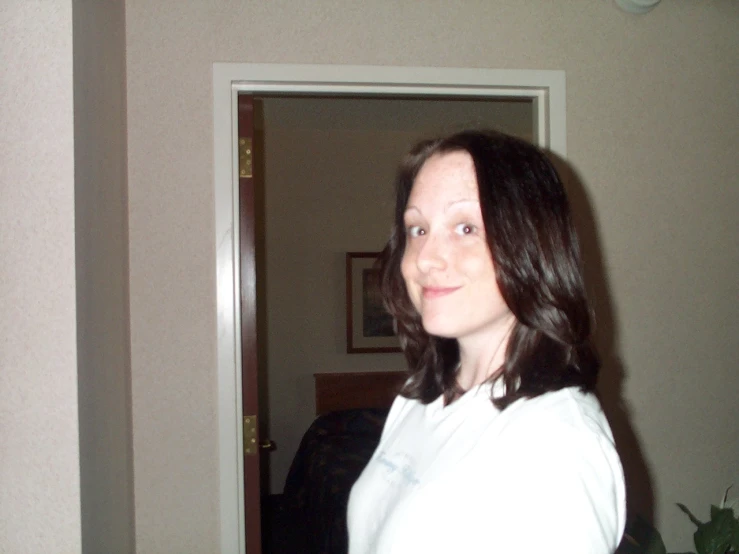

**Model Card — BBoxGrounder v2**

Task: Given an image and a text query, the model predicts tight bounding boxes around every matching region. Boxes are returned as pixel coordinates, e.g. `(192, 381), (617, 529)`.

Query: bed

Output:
(263, 371), (406, 554)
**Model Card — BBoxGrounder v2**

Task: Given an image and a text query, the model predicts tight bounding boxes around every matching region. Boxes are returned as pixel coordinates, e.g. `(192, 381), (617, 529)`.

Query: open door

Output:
(238, 94), (263, 554)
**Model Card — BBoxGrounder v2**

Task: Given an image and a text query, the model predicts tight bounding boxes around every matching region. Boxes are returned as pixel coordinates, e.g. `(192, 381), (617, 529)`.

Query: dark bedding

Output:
(263, 408), (388, 554)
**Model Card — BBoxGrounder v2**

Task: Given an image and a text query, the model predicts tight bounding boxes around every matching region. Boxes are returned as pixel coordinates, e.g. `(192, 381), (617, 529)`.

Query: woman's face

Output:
(400, 151), (513, 343)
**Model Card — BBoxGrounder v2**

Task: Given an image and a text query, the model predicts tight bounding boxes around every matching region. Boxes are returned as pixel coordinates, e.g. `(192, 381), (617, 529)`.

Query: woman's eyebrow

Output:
(403, 199), (479, 216)
(444, 199), (479, 212)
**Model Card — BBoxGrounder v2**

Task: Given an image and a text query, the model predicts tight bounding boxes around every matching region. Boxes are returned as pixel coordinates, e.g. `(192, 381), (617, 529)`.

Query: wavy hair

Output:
(379, 130), (599, 410)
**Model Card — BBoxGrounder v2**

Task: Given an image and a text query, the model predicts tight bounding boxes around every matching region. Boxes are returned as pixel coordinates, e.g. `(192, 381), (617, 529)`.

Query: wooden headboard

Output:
(313, 371), (406, 416)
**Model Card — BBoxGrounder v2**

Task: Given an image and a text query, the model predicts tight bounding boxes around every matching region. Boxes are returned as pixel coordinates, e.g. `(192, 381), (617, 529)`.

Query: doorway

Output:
(214, 63), (566, 554)
(256, 93), (536, 494)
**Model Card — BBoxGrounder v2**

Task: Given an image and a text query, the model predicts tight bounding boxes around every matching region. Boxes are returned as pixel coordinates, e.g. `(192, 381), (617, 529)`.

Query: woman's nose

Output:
(416, 233), (447, 273)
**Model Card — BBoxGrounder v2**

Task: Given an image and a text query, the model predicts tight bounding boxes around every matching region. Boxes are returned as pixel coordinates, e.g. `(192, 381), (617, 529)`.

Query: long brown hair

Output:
(379, 130), (598, 410)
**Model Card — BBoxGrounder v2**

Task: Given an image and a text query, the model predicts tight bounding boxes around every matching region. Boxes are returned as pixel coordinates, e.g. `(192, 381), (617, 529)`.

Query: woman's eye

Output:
(454, 223), (476, 235)
(406, 225), (425, 238)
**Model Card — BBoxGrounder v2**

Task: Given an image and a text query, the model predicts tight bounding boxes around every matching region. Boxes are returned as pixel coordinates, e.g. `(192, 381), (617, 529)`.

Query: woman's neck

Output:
(456, 316), (515, 390)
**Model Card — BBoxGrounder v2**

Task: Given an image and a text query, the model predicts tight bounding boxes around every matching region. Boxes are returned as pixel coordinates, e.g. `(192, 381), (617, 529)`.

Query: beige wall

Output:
(0, 1), (81, 552)
(125, 2), (737, 551)
(73, 0), (134, 552)
(2, 1), (737, 553)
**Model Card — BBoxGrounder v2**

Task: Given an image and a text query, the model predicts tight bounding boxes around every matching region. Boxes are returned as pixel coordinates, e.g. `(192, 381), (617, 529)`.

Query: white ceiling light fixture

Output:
(615, 0), (661, 14)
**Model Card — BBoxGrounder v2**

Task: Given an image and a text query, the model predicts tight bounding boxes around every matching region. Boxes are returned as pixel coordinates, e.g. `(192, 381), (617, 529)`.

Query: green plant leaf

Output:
(729, 510), (739, 551)
(726, 488), (739, 551)
(693, 508), (737, 554)
(721, 485), (733, 509)
(678, 503), (705, 528)
(710, 504), (721, 520)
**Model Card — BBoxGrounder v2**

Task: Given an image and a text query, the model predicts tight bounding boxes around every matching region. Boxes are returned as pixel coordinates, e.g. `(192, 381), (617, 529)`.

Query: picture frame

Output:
(346, 252), (401, 354)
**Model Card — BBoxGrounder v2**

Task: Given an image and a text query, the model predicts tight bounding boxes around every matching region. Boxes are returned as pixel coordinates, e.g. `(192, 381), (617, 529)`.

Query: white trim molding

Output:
(212, 63), (566, 554)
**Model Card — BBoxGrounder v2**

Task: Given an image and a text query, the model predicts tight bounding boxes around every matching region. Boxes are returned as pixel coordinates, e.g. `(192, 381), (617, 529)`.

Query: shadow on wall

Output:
(550, 153), (655, 527)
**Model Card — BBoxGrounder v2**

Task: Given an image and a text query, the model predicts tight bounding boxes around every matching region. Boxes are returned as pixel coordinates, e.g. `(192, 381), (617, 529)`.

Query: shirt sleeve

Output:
(460, 414), (626, 554)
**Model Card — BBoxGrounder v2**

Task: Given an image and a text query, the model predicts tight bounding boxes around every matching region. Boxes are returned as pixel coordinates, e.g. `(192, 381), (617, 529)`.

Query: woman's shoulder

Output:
(496, 386), (616, 445)
(478, 387), (625, 516)
(467, 387), (627, 553)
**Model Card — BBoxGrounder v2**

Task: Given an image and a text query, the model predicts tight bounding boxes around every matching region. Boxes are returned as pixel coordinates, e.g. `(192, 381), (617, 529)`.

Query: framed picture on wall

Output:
(346, 252), (402, 354)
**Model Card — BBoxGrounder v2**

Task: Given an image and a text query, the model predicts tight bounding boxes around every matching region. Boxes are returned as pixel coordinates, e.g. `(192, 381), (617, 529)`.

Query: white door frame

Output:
(212, 63), (566, 554)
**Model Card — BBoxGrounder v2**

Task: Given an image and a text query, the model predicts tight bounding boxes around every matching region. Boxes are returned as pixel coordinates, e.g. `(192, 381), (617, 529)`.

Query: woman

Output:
(347, 130), (626, 553)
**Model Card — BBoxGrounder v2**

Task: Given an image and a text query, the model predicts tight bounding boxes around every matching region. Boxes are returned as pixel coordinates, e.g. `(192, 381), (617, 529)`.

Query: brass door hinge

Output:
(243, 414), (257, 455)
(238, 138), (253, 178)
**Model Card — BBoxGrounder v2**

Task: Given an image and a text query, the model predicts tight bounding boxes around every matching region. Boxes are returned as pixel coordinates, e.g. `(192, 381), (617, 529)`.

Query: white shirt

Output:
(347, 384), (626, 553)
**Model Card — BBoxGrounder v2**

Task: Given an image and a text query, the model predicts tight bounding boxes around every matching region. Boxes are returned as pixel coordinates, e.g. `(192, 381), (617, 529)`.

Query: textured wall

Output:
(0, 1), (81, 552)
(124, 1), (738, 552)
(73, 0), (134, 552)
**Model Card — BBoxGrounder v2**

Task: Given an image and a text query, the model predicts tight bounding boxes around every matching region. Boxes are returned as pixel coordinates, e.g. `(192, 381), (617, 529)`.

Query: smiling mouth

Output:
(422, 286), (460, 299)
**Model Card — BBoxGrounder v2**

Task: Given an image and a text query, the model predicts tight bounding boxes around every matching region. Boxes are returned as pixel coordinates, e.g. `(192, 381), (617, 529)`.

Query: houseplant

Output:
(618, 487), (738, 554)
